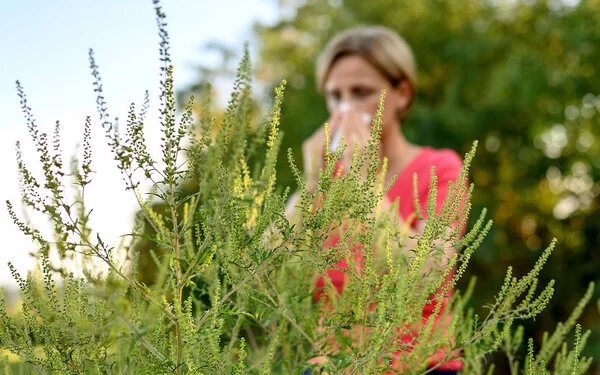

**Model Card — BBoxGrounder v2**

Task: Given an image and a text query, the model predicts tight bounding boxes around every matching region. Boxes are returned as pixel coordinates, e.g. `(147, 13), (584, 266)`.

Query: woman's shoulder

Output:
(413, 146), (463, 171)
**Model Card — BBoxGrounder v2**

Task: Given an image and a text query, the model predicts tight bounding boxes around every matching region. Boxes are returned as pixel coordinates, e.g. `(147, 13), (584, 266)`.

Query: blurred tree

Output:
(249, 0), (600, 371)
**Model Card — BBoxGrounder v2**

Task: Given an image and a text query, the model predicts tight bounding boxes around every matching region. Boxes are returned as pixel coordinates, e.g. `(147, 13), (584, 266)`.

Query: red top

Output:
(314, 146), (464, 371)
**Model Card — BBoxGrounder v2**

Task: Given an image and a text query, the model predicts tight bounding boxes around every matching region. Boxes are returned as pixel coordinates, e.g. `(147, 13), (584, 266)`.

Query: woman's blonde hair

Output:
(316, 25), (417, 116)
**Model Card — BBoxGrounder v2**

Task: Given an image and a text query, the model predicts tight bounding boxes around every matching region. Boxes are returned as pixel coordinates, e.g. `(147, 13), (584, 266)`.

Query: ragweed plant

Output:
(0, 1), (595, 374)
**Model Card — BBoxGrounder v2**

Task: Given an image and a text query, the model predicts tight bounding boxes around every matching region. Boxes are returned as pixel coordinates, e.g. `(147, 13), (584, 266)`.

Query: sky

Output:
(0, 0), (279, 287)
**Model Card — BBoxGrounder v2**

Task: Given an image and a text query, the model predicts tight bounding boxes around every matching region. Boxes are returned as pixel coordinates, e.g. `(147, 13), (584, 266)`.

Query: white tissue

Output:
(329, 104), (373, 152)
(330, 128), (343, 152)
(361, 112), (372, 126)
(339, 102), (350, 113)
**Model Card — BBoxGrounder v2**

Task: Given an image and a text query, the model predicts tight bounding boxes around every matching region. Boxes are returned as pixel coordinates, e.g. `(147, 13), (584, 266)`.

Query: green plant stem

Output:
(168, 185), (184, 375)
(193, 241), (289, 331)
(119, 316), (167, 362)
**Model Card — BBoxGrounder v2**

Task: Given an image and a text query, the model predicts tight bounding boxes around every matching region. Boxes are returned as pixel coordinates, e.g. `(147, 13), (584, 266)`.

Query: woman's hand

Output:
(288, 112), (346, 220)
(302, 114), (337, 191)
(302, 107), (377, 188)
(329, 106), (374, 169)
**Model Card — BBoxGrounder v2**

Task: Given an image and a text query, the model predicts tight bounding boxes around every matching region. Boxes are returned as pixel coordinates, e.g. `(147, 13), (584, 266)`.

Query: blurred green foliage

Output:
(179, 0), (600, 371)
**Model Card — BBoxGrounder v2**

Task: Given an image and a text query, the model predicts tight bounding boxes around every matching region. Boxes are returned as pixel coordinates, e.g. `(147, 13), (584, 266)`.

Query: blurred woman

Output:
(287, 26), (464, 374)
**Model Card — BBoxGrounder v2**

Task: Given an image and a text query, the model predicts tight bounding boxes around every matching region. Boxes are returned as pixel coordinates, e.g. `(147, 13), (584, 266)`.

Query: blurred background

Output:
(2, 0), (599, 373)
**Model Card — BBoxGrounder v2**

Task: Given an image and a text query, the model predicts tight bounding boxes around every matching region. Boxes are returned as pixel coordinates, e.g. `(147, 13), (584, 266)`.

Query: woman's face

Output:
(323, 54), (410, 132)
